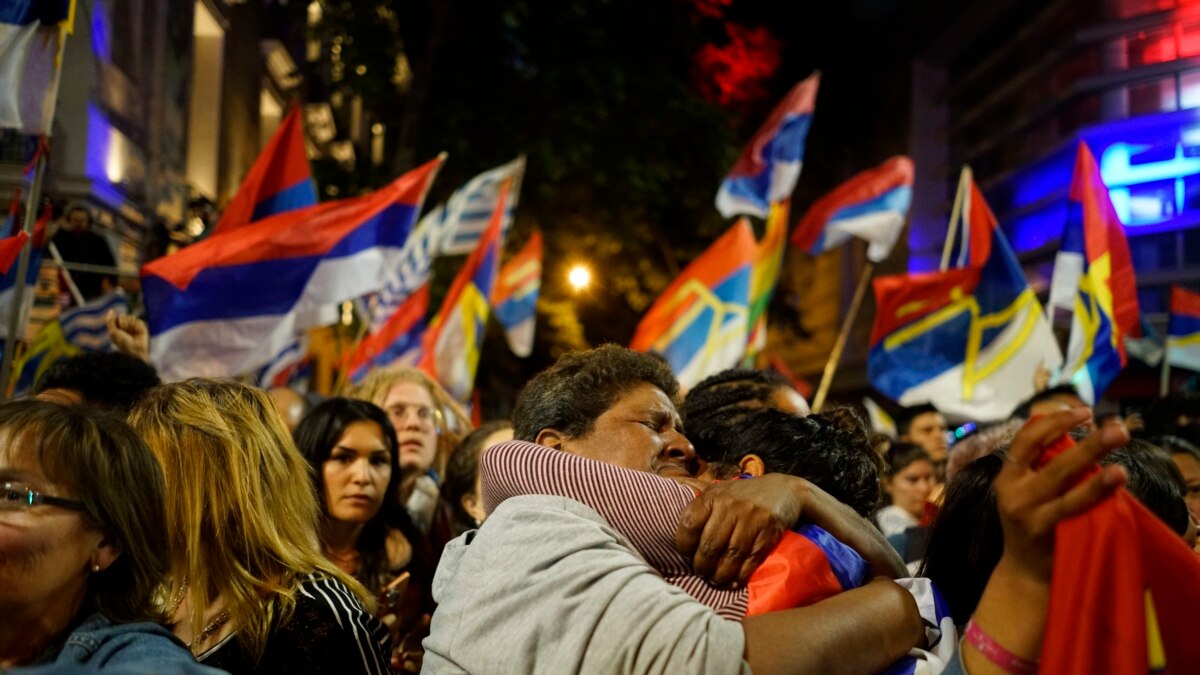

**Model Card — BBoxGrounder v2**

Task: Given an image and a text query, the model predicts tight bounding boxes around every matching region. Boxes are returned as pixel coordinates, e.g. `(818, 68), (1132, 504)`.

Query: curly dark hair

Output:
(682, 368), (803, 454)
(34, 352), (161, 413)
(698, 406), (883, 517)
(512, 344), (679, 442)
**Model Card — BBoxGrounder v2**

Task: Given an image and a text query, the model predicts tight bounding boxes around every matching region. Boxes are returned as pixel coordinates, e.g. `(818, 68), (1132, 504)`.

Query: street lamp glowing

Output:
(568, 264), (591, 291)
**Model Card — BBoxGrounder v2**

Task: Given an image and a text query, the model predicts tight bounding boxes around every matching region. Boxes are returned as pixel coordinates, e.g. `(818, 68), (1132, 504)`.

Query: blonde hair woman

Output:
(129, 379), (391, 674)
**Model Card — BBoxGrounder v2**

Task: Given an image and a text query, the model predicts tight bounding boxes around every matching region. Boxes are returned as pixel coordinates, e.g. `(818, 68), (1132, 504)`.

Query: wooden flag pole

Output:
(0, 150), (48, 399)
(939, 166), (971, 272)
(812, 261), (875, 413)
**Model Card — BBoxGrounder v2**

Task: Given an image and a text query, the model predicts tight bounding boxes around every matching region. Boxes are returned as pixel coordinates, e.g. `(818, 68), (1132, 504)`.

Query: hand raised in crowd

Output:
(105, 310), (150, 362)
(676, 473), (907, 587)
(964, 408), (1128, 675)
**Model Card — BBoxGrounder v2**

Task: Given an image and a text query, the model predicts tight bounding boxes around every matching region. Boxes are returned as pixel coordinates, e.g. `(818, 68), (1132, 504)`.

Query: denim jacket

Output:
(11, 613), (227, 674)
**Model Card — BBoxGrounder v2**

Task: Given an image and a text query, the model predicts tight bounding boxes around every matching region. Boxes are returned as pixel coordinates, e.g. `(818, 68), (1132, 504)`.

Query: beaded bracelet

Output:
(964, 619), (1039, 674)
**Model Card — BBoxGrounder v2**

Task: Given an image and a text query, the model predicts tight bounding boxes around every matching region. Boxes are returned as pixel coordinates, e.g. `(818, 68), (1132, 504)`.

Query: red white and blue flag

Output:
(143, 157), (442, 381)
(418, 182), (507, 401)
(869, 177), (1061, 421)
(630, 220), (757, 388)
(210, 106), (316, 236)
(1167, 285), (1200, 372)
(492, 230), (542, 358)
(346, 283), (429, 385)
(790, 156), (913, 262)
(0, 202), (49, 339)
(1049, 142), (1141, 403)
(715, 73), (819, 219)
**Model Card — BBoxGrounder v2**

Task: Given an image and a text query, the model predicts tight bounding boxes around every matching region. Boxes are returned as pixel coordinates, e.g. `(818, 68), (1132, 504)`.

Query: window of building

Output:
(1129, 26), (1179, 66)
(1129, 76), (1180, 116)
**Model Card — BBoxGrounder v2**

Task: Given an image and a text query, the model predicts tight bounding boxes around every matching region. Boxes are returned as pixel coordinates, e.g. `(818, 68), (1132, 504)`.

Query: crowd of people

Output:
(2, 321), (1199, 673)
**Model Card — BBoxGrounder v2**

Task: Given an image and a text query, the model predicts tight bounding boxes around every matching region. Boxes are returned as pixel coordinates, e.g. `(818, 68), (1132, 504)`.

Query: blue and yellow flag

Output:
(1049, 141), (1141, 403)
(868, 178), (1061, 421)
(630, 220), (756, 388)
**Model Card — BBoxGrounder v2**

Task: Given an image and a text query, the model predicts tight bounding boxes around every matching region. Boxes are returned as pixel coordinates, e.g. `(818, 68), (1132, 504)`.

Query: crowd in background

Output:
(2, 315), (1199, 674)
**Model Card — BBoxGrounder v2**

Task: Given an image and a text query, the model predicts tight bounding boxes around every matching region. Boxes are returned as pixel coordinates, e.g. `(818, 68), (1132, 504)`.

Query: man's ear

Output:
(535, 428), (567, 450)
(738, 454), (766, 477)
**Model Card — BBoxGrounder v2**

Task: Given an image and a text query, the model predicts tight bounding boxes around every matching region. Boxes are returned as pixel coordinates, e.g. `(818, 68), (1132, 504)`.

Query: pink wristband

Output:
(964, 619), (1039, 674)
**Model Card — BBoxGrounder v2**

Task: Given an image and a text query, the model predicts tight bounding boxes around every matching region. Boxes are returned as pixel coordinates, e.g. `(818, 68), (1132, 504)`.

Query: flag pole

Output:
(939, 166), (971, 272)
(46, 242), (86, 306)
(0, 149), (49, 399)
(812, 261), (875, 413)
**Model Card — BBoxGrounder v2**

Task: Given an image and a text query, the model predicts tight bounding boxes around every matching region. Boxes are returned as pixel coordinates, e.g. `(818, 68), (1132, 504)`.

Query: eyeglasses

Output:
(1, 481), (85, 512)
(386, 403), (443, 430)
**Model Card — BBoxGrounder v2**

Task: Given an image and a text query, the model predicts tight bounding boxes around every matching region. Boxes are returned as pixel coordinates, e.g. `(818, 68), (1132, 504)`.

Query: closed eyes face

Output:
(555, 383), (701, 478)
(322, 421), (393, 525)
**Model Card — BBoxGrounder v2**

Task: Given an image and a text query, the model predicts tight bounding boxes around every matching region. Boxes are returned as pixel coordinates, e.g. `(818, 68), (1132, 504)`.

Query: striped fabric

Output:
(296, 573), (392, 675)
(480, 440), (749, 620)
(59, 288), (127, 351)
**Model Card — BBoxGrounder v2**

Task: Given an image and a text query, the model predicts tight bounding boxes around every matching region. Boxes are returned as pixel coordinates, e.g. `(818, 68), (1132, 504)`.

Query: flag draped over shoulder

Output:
(1167, 285), (1200, 372)
(492, 230), (542, 358)
(630, 220), (757, 389)
(715, 74), (819, 219)
(790, 155), (914, 262)
(1050, 142), (1140, 403)
(347, 283), (429, 385)
(0, 203), (49, 340)
(1037, 432), (1200, 674)
(211, 106), (316, 236)
(0, 0), (73, 135)
(868, 178), (1062, 421)
(418, 184), (506, 402)
(143, 157), (442, 381)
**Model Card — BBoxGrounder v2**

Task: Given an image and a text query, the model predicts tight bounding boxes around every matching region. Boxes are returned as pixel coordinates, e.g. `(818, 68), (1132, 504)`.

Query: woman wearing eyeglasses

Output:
(0, 401), (217, 671)
(129, 379), (391, 674)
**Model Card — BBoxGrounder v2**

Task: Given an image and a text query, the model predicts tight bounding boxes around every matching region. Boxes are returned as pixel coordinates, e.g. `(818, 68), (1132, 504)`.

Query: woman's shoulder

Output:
(47, 613), (221, 673)
(265, 574), (392, 674)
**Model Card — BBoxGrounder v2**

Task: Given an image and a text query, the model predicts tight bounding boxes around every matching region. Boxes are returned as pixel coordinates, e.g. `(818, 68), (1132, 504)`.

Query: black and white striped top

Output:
(199, 573), (392, 674)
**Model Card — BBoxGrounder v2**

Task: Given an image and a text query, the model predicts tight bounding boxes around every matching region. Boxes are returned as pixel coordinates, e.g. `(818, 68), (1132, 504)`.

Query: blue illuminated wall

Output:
(994, 108), (1200, 252)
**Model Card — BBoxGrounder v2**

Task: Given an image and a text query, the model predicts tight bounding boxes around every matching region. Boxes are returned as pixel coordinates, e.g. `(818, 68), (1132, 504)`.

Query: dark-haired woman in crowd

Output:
(876, 442), (937, 537)
(294, 398), (410, 596)
(0, 401), (217, 672)
(442, 421), (513, 537)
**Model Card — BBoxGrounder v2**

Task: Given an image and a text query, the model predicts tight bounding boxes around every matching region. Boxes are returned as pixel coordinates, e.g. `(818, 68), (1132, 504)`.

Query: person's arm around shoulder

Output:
(677, 473), (907, 586)
(741, 576), (923, 675)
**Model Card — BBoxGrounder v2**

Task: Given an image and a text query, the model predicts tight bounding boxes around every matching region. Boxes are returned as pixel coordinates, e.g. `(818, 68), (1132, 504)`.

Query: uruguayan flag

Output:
(59, 289), (127, 351)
